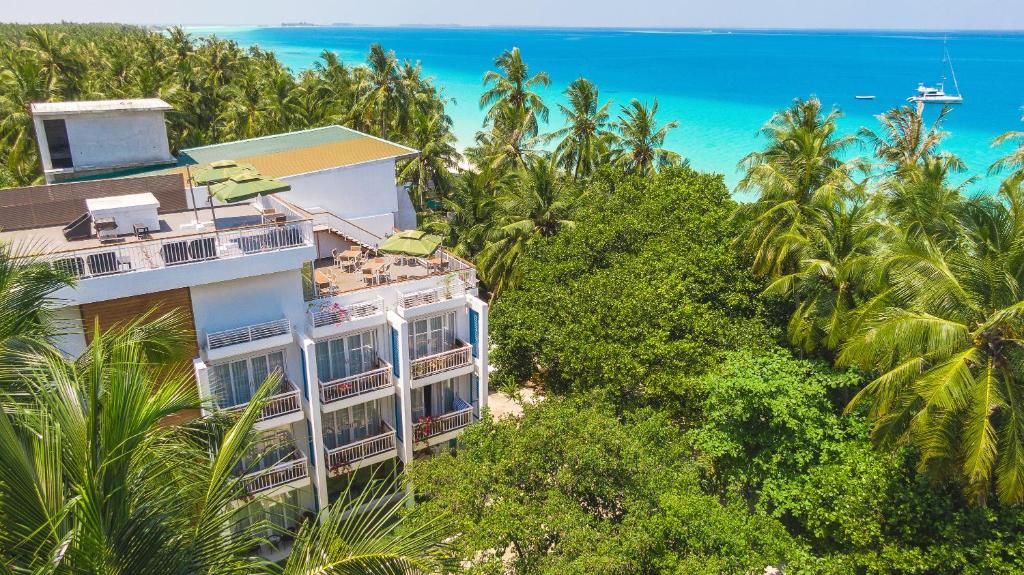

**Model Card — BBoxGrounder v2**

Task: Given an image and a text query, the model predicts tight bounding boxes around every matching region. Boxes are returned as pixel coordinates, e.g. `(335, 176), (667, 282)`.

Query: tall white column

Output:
(300, 335), (330, 513)
(387, 311), (413, 464)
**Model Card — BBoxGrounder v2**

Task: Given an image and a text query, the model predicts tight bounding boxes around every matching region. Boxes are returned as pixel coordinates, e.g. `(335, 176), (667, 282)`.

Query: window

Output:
(42, 119), (72, 169)
(315, 330), (376, 382)
(210, 350), (285, 408)
(323, 400), (381, 449)
(408, 312), (455, 360)
(411, 387), (426, 421)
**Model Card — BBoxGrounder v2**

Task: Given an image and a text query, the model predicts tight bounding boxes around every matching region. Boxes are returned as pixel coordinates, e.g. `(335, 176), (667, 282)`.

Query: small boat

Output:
(855, 95), (876, 100)
(908, 41), (963, 104)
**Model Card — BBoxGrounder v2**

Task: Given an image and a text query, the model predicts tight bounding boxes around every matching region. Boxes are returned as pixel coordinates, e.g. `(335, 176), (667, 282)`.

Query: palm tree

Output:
(358, 44), (404, 139)
(477, 156), (575, 300)
(878, 155), (974, 245)
(613, 99), (681, 177)
(426, 170), (502, 259)
(471, 104), (542, 174)
(733, 97), (858, 279)
(398, 108), (460, 212)
(839, 182), (1024, 505)
(762, 198), (885, 353)
(479, 47), (550, 138)
(0, 309), (452, 573)
(990, 115), (1024, 190)
(859, 104), (958, 173)
(546, 78), (617, 180)
(0, 241), (72, 363)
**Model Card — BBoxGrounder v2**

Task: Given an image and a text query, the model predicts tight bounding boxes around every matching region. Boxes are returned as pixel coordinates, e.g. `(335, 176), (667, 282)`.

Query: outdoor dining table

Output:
(314, 269), (332, 294)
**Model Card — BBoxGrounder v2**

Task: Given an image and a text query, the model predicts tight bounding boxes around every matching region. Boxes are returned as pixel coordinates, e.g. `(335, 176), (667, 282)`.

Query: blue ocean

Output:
(188, 26), (1024, 193)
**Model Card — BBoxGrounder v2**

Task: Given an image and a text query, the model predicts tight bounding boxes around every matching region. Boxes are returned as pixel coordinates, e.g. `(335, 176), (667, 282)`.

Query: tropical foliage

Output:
(0, 241), (451, 574)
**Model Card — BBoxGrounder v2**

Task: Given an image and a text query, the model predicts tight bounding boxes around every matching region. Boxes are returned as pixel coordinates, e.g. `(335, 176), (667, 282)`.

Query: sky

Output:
(3, 0), (1023, 30)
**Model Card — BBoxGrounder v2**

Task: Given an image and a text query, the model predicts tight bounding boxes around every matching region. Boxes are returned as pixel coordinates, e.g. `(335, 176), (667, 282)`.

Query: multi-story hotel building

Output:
(3, 98), (489, 539)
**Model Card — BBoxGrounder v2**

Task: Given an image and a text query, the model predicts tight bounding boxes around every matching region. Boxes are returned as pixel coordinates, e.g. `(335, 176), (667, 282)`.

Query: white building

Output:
(5, 99), (489, 543)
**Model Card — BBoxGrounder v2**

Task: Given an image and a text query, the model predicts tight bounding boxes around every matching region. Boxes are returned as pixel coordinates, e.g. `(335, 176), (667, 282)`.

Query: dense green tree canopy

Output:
(490, 166), (768, 404)
(405, 398), (798, 574)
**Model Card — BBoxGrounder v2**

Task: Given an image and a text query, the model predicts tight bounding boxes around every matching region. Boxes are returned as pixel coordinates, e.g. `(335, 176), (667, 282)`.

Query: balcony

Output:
(306, 296), (385, 338)
(325, 422), (397, 475)
(410, 341), (474, 383)
(320, 361), (394, 408)
(243, 455), (309, 495)
(46, 219), (312, 281)
(413, 400), (474, 445)
(222, 379), (303, 427)
(397, 279), (467, 314)
(204, 318), (292, 361)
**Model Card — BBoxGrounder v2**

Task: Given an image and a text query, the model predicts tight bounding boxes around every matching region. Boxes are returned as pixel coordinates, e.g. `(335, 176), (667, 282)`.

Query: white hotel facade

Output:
(5, 99), (489, 535)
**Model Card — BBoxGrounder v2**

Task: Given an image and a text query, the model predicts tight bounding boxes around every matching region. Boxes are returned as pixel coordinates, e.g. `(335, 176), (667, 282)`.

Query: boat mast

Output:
(944, 37), (962, 97)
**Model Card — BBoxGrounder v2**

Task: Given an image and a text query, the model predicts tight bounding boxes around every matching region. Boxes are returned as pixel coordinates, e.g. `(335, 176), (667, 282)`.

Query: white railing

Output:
(398, 279), (466, 310)
(309, 209), (383, 249)
(224, 380), (302, 422)
(439, 250), (477, 287)
(320, 363), (393, 404)
(325, 423), (396, 472)
(413, 406), (473, 442)
(307, 296), (384, 328)
(45, 220), (313, 280)
(244, 457), (308, 494)
(410, 341), (473, 380)
(206, 318), (291, 351)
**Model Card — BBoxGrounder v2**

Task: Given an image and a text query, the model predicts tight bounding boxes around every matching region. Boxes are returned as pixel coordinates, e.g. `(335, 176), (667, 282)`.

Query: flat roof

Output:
(31, 98), (173, 116)
(0, 204), (269, 254)
(66, 126), (419, 183)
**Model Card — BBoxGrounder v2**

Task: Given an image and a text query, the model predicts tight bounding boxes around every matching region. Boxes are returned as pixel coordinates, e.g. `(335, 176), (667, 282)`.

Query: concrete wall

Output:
(34, 111), (173, 174)
(280, 159), (398, 222)
(50, 305), (87, 358)
(190, 270), (307, 337)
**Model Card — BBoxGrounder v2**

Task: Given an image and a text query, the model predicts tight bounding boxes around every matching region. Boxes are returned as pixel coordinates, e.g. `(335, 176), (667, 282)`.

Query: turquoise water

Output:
(189, 26), (1024, 192)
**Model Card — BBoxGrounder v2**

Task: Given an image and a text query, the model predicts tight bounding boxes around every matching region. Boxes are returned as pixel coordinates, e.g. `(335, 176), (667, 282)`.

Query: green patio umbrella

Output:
(209, 172), (291, 203)
(378, 229), (443, 257)
(190, 159), (258, 185)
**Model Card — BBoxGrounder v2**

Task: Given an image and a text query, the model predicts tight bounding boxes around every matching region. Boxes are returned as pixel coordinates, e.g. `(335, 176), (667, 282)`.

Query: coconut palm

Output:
(398, 107), (461, 212)
(479, 47), (550, 138)
(471, 104), (543, 174)
(0, 307), (452, 573)
(839, 182), (1024, 505)
(426, 170), (501, 259)
(477, 156), (575, 299)
(613, 99), (681, 177)
(546, 78), (617, 180)
(358, 43), (404, 139)
(878, 155), (975, 245)
(990, 116), (1024, 190)
(0, 241), (72, 364)
(859, 104), (958, 173)
(733, 97), (858, 279)
(762, 198), (885, 353)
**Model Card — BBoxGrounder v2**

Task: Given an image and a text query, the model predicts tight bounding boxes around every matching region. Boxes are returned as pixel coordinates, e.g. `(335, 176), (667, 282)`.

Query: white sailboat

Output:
(908, 42), (963, 105)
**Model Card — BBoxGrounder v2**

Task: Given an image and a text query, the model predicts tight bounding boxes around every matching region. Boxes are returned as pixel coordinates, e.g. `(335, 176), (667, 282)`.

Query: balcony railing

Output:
(325, 422), (397, 473)
(244, 456), (308, 495)
(307, 296), (384, 328)
(410, 341), (473, 381)
(438, 250), (477, 287)
(320, 361), (393, 405)
(206, 318), (291, 351)
(46, 220), (313, 280)
(309, 209), (384, 249)
(223, 379), (302, 422)
(414, 404), (473, 442)
(398, 280), (466, 311)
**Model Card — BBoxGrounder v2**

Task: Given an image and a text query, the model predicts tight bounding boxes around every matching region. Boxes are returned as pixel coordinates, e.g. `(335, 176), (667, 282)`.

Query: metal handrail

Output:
(410, 341), (473, 380)
(413, 407), (472, 441)
(398, 279), (466, 310)
(325, 422), (396, 472)
(207, 318), (290, 350)
(224, 380), (302, 421)
(319, 362), (393, 404)
(307, 296), (384, 328)
(244, 456), (308, 494)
